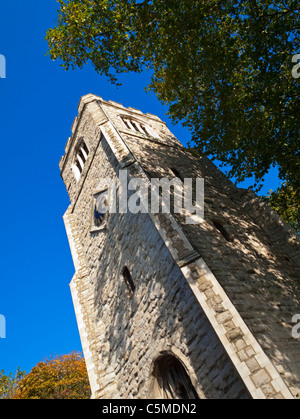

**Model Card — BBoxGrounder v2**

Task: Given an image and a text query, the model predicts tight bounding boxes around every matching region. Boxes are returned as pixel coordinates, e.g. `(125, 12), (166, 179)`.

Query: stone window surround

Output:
(119, 114), (155, 138)
(149, 348), (205, 399)
(90, 186), (109, 234)
(72, 139), (90, 182)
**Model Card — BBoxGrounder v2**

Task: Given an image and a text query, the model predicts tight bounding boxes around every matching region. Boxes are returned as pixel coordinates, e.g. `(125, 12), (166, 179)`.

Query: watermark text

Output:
(101, 170), (204, 225)
(0, 54), (6, 79)
(292, 54), (300, 79)
(0, 314), (6, 339)
(292, 315), (300, 339)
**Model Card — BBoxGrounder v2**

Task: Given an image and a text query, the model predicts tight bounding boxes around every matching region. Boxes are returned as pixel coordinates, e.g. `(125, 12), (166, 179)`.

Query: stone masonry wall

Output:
(61, 96), (251, 399)
(117, 126), (300, 398)
(60, 94), (299, 399)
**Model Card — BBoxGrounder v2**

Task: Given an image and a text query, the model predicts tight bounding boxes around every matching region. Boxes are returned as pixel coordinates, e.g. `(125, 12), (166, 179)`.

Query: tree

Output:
(265, 183), (300, 233)
(46, 0), (300, 229)
(0, 368), (25, 399)
(13, 352), (91, 399)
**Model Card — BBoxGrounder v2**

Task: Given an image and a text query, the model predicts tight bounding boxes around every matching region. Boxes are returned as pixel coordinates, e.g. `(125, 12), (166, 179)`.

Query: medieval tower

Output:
(59, 94), (300, 399)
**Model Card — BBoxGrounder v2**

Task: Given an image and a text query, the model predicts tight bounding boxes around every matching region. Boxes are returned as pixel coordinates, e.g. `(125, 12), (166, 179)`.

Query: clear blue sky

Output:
(0, 0), (281, 376)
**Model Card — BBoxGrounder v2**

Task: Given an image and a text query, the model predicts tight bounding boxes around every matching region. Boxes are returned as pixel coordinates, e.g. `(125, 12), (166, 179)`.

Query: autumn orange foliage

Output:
(14, 352), (91, 399)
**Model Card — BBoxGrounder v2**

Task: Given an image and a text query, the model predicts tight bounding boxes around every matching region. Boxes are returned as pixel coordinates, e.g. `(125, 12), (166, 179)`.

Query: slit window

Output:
(122, 267), (136, 297)
(170, 167), (184, 182)
(213, 220), (233, 242)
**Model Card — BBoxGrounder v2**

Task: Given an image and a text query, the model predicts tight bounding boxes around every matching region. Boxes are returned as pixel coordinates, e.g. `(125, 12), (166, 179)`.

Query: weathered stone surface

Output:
(60, 94), (300, 400)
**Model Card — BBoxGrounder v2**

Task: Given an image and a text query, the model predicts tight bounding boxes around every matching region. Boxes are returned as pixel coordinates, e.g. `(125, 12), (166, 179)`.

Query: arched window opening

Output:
(122, 267), (136, 297)
(121, 117), (152, 136)
(212, 220), (233, 243)
(154, 355), (199, 400)
(72, 140), (89, 182)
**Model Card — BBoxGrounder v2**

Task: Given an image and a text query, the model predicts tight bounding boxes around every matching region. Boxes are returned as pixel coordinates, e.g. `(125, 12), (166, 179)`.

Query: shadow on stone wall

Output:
(90, 142), (253, 399)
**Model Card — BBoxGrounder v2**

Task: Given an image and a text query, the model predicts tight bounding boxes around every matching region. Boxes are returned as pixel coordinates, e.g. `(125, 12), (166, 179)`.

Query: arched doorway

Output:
(153, 355), (199, 399)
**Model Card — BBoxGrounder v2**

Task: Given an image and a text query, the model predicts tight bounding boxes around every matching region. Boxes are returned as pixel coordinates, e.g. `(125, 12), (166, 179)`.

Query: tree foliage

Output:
(265, 184), (300, 233)
(0, 368), (25, 399)
(13, 352), (91, 399)
(46, 0), (300, 228)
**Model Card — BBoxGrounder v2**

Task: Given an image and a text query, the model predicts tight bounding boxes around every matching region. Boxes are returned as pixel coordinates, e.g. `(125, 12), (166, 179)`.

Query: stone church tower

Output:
(60, 94), (300, 399)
